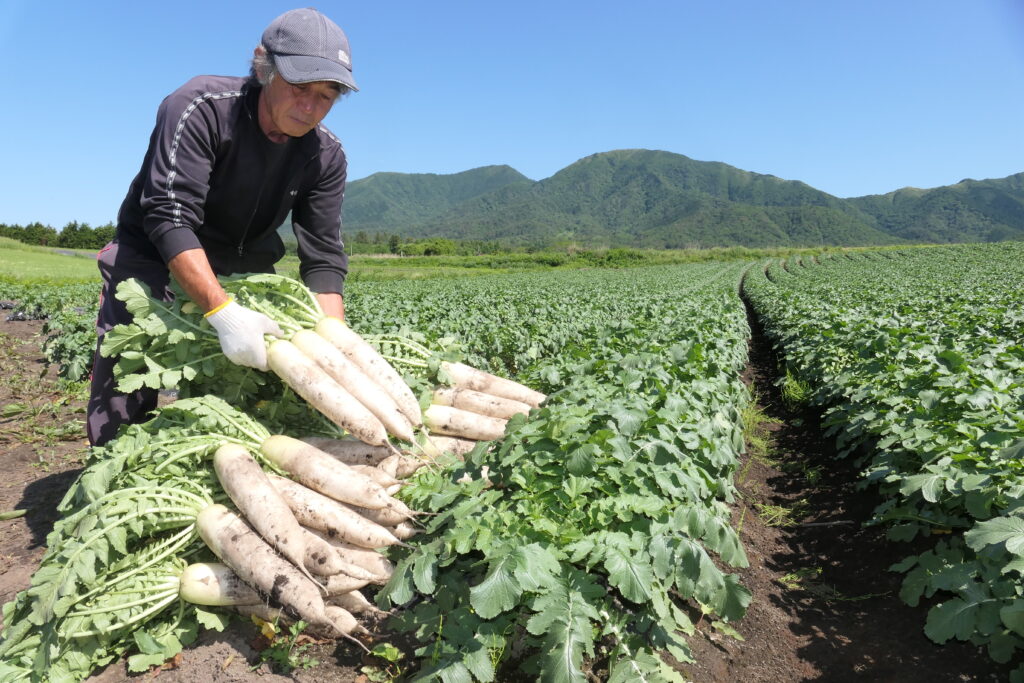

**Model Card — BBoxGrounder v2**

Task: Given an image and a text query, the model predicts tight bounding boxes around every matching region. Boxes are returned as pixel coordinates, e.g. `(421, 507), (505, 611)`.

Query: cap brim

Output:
(273, 53), (358, 91)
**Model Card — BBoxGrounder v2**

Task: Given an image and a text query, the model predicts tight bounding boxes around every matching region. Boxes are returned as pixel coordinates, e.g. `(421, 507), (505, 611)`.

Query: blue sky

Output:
(2, 0), (1023, 228)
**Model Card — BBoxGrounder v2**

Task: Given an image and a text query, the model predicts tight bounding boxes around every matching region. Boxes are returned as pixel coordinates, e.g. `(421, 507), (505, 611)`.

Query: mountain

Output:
(340, 165), (532, 232)
(333, 150), (1024, 248)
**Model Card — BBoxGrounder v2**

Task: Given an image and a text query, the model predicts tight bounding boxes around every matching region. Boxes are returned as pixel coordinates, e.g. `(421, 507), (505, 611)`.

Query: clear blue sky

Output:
(2, 0), (1024, 228)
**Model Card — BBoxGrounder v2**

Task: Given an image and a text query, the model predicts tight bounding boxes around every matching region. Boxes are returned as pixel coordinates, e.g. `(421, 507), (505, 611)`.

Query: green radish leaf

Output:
(965, 517), (1024, 555)
(925, 597), (981, 643)
(195, 607), (229, 632)
(412, 548), (438, 594)
(1000, 600), (1024, 637)
(469, 553), (521, 619)
(603, 546), (653, 604)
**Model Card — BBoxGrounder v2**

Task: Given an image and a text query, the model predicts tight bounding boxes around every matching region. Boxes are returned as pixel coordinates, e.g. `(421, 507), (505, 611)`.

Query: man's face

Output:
(259, 76), (340, 141)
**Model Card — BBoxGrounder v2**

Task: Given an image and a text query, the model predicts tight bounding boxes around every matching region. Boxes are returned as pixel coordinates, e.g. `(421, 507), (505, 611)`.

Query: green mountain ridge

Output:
(326, 149), (1024, 247)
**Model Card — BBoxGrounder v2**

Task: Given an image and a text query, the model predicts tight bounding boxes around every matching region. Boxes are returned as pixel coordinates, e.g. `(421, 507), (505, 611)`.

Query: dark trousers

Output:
(86, 241), (173, 447)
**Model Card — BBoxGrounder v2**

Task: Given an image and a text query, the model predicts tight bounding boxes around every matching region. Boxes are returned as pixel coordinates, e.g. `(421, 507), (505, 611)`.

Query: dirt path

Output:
(0, 311), (1010, 681)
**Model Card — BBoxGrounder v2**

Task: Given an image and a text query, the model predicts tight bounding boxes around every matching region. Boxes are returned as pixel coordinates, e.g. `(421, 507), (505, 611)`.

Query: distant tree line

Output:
(0, 221), (116, 250)
(343, 231), (520, 256)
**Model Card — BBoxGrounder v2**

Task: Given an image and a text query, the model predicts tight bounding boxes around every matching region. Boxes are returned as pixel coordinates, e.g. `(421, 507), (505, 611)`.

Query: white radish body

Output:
(340, 501), (412, 528)
(267, 339), (390, 447)
(325, 605), (368, 635)
(300, 527), (361, 577)
(325, 573), (372, 595)
(427, 435), (481, 458)
(179, 562), (261, 607)
(425, 404), (508, 442)
(310, 529), (395, 583)
(377, 453), (427, 479)
(212, 444), (315, 584)
(389, 521), (420, 540)
(301, 436), (394, 467)
(328, 590), (388, 617)
(350, 464), (402, 489)
(316, 317), (423, 427)
(441, 361), (546, 407)
(432, 386), (532, 420)
(269, 473), (407, 549)
(292, 329), (416, 443)
(197, 505), (331, 631)
(261, 434), (410, 514)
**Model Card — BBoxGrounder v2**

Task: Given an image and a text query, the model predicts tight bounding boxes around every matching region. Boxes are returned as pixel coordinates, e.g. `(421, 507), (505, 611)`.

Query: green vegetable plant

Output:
(253, 619), (319, 674)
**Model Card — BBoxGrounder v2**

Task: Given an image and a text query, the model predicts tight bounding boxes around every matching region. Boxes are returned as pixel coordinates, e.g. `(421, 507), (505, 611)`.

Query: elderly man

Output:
(87, 8), (356, 447)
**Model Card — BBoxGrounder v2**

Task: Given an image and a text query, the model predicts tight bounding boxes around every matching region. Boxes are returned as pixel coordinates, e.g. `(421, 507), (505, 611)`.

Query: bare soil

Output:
(0, 311), (1009, 682)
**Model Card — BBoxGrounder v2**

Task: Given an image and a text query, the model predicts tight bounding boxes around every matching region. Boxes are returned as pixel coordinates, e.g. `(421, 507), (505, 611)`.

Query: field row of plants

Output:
(743, 244), (1024, 675)
(350, 263), (755, 679)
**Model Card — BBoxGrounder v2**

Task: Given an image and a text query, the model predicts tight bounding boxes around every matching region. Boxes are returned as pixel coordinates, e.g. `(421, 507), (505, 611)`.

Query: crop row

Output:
(743, 243), (1024, 675)
(357, 263), (756, 679)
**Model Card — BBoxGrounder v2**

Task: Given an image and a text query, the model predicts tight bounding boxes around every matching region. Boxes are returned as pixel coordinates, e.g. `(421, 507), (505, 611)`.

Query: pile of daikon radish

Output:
(187, 315), (546, 640)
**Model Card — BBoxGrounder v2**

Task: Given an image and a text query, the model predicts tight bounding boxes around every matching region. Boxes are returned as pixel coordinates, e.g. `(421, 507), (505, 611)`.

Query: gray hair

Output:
(250, 45), (277, 86)
(250, 45), (352, 99)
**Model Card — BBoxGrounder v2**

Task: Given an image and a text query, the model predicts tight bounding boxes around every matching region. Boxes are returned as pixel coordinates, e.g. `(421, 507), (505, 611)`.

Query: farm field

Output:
(0, 242), (1019, 681)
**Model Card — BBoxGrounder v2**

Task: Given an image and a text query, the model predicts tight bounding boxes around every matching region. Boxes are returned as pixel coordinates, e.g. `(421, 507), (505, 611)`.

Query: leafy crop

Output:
(346, 263), (756, 679)
(743, 243), (1024, 673)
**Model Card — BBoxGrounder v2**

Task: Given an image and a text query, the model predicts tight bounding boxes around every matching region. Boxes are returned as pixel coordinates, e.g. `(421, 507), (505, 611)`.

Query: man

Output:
(87, 8), (356, 447)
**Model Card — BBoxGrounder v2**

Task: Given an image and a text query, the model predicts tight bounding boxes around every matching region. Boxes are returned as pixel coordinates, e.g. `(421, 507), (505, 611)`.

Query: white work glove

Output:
(205, 300), (284, 371)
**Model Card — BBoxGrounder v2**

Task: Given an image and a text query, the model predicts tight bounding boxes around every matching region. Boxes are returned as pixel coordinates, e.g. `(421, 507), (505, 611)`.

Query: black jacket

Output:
(115, 75), (348, 294)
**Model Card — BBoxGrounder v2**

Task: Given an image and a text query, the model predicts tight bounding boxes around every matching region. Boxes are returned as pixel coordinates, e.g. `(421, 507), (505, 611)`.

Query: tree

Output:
(23, 222), (58, 246)
(388, 234), (401, 255)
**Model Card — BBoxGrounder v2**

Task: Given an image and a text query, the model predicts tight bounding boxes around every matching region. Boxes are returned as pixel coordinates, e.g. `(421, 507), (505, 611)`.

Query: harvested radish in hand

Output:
(316, 316), (423, 427)
(291, 329), (416, 443)
(267, 338), (390, 447)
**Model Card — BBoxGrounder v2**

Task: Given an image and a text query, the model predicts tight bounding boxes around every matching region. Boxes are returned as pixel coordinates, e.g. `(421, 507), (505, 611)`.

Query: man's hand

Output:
(205, 300), (284, 371)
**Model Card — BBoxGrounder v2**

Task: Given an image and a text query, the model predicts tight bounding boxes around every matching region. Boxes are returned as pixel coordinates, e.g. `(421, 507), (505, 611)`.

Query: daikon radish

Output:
(197, 505), (332, 632)
(212, 444), (317, 585)
(328, 590), (388, 618)
(441, 361), (546, 407)
(316, 316), (423, 426)
(300, 527), (367, 577)
(325, 573), (372, 595)
(377, 453), (427, 479)
(179, 562), (261, 607)
(301, 436), (394, 467)
(427, 435), (482, 458)
(267, 339), (390, 447)
(349, 464), (403, 489)
(425, 404), (508, 442)
(432, 386), (532, 420)
(388, 521), (421, 540)
(268, 473), (407, 549)
(261, 435), (411, 515)
(308, 528), (395, 584)
(292, 329), (415, 443)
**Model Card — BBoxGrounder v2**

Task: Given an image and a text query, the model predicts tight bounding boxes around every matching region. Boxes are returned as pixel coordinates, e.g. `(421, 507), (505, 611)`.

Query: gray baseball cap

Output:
(262, 8), (358, 91)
